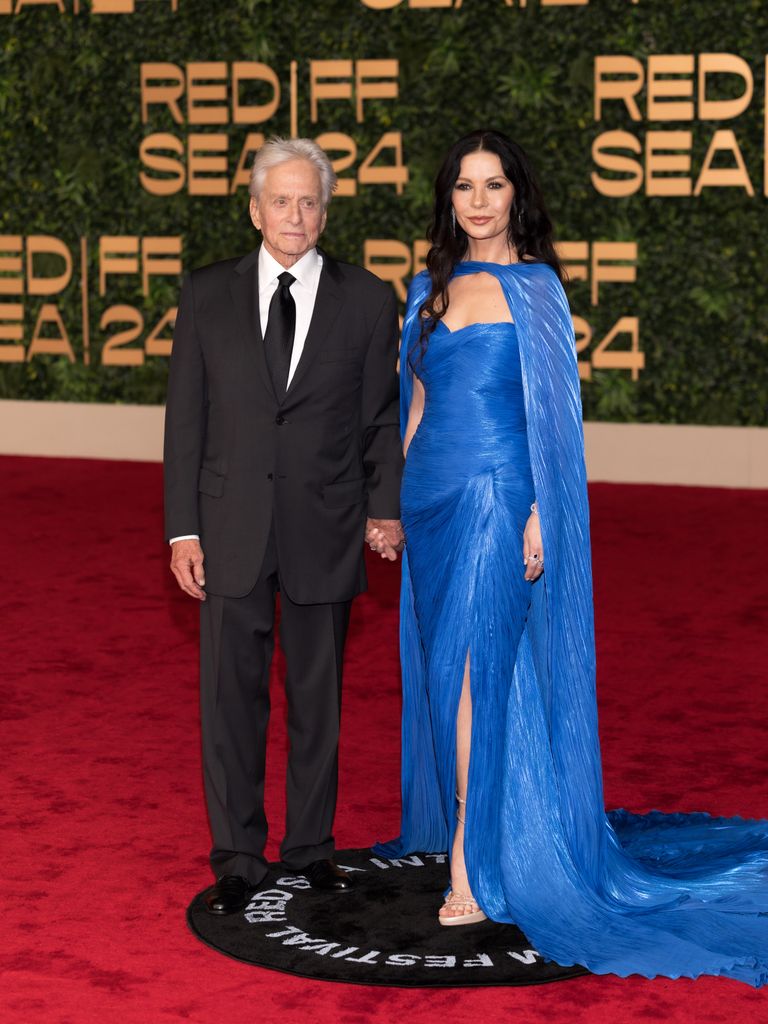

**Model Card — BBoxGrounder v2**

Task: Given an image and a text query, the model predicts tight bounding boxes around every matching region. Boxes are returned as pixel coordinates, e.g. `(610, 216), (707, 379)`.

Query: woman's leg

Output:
(440, 652), (478, 919)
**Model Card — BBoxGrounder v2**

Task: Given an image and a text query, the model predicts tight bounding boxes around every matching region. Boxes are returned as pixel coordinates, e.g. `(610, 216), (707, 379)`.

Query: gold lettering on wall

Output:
(698, 53), (753, 119)
(26, 236), (73, 295)
(187, 133), (229, 195)
(355, 60), (399, 121)
(593, 52), (761, 197)
(694, 130), (754, 196)
(310, 61), (353, 122)
(186, 63), (229, 125)
(99, 237), (139, 296)
(0, 0), (178, 12)
(588, 242), (636, 307)
(139, 59), (407, 196)
(0, 235), (182, 364)
(0, 236), (23, 294)
(95, 235), (181, 364)
(100, 305), (145, 365)
(141, 238), (182, 295)
(26, 304), (75, 361)
(230, 133), (265, 194)
(0, 242), (23, 361)
(594, 56), (644, 121)
(232, 63), (281, 124)
(358, 0), (606, 8)
(92, 0), (135, 10)
(647, 56), (694, 120)
(141, 63), (185, 123)
(645, 131), (692, 196)
(0, 303), (24, 361)
(309, 60), (398, 123)
(14, 0), (65, 11)
(139, 134), (185, 195)
(91, 0), (178, 12)
(591, 132), (642, 197)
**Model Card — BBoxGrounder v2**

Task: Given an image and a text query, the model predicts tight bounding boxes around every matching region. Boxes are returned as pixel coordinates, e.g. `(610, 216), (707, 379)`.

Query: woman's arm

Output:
(403, 375), (426, 458)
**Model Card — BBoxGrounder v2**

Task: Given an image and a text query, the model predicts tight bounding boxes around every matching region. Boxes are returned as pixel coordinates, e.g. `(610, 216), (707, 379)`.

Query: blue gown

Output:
(375, 260), (768, 987)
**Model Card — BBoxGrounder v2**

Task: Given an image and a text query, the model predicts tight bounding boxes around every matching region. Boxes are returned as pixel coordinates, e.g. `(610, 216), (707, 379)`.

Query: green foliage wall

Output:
(0, 0), (766, 424)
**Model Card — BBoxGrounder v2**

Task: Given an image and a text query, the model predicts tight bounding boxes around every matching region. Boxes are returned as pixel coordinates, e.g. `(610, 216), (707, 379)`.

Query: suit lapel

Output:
(230, 249), (275, 400)
(285, 254), (343, 398)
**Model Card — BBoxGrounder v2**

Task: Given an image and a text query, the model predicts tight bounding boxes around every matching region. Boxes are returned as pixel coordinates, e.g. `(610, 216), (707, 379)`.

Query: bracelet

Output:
(530, 502), (538, 515)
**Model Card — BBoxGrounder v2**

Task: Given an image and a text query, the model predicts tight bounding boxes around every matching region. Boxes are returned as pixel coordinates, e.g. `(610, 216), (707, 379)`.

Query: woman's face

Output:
(452, 150), (514, 243)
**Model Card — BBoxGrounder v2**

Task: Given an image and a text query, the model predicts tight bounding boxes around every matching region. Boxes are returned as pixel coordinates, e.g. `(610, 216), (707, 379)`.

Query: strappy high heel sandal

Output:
(439, 794), (487, 927)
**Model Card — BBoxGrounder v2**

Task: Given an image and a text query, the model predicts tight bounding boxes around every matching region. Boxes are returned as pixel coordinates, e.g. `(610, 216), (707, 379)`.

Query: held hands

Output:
(170, 522), (404, 596)
(523, 509), (545, 583)
(366, 518), (405, 562)
(170, 539), (207, 600)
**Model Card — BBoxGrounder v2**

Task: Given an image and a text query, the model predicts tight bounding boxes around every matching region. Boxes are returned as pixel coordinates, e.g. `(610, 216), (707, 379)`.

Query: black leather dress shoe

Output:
(204, 875), (257, 915)
(303, 859), (354, 892)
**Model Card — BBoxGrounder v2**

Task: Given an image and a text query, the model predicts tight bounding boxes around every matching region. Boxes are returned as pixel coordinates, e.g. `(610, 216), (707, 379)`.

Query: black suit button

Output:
(267, 473), (273, 481)
(275, 414), (285, 425)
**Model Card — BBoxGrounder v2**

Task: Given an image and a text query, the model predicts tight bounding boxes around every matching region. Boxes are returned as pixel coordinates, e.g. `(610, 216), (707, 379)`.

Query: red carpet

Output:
(2, 455), (767, 1024)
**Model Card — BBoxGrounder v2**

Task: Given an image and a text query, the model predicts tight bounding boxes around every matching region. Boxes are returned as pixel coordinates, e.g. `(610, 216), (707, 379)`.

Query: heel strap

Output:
(442, 890), (480, 912)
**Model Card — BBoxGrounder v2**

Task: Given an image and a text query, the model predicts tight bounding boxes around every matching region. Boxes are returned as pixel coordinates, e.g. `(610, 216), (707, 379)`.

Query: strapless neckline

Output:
(453, 259), (540, 273)
(435, 320), (517, 337)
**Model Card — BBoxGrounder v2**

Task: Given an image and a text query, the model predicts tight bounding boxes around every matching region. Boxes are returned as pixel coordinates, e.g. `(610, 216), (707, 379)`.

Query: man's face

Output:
(250, 158), (327, 266)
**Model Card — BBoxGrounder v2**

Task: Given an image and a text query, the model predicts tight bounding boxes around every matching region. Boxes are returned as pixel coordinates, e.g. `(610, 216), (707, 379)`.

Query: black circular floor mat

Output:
(187, 849), (589, 987)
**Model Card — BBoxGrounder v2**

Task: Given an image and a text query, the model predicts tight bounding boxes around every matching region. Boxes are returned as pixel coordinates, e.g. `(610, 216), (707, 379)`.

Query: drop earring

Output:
(451, 207), (456, 234)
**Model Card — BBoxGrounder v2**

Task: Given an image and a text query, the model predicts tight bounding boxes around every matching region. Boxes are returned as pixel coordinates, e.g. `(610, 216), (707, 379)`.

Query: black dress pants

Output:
(199, 527), (351, 885)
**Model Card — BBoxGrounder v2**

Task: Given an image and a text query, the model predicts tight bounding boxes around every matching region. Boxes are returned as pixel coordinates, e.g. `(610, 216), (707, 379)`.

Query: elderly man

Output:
(164, 137), (403, 914)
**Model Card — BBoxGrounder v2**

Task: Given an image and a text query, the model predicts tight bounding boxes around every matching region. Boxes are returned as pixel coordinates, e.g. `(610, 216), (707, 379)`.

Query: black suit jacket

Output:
(163, 248), (403, 602)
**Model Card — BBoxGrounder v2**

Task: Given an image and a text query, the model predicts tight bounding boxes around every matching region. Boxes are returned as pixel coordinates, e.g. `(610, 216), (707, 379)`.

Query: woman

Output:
(372, 130), (768, 985)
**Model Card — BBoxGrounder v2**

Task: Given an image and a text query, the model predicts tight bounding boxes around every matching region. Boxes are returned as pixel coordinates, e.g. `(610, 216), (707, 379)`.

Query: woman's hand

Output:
(523, 511), (544, 582)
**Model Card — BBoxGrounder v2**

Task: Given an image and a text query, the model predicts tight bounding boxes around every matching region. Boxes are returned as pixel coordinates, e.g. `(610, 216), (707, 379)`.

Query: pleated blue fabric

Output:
(374, 260), (768, 986)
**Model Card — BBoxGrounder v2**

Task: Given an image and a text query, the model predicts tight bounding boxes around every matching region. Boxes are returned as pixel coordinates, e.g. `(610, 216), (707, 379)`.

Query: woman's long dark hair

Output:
(415, 130), (565, 358)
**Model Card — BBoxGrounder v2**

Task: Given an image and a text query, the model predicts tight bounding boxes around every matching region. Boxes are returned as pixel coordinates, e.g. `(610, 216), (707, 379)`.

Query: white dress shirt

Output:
(170, 244), (324, 545)
(258, 244), (323, 385)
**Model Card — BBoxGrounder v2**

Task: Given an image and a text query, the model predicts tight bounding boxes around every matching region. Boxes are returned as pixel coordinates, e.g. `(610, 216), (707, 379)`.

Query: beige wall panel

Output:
(583, 422), (768, 489)
(0, 400), (165, 463)
(0, 400), (766, 488)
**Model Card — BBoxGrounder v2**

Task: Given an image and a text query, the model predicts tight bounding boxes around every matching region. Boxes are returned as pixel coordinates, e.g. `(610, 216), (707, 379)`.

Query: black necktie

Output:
(264, 271), (296, 398)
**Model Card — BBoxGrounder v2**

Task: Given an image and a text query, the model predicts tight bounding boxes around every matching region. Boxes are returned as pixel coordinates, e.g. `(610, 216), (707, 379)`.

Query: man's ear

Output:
(249, 197), (261, 230)
(320, 208), (327, 234)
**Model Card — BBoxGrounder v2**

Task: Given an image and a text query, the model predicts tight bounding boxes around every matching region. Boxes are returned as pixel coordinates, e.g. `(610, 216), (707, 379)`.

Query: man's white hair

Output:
(249, 137), (337, 208)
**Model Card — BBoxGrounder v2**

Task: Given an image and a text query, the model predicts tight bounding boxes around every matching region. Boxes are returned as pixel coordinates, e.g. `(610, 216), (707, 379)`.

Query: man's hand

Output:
(366, 518), (404, 562)
(170, 539), (207, 600)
